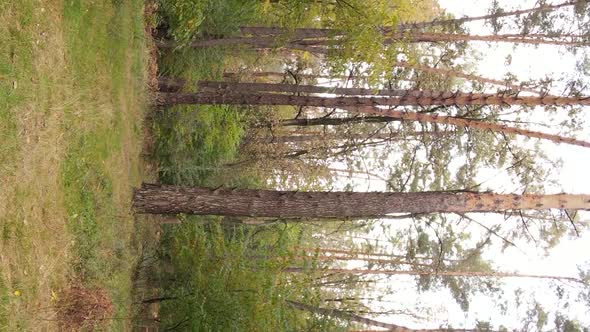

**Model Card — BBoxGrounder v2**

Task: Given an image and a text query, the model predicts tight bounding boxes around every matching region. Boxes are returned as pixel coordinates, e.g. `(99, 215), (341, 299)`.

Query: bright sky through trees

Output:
(348, 0), (590, 328)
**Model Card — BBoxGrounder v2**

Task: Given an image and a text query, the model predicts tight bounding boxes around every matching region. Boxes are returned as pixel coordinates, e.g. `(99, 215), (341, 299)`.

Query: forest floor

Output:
(0, 0), (159, 330)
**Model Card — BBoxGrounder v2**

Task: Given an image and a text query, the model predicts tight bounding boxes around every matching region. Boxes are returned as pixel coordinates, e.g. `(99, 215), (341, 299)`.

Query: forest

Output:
(1, 0), (590, 331)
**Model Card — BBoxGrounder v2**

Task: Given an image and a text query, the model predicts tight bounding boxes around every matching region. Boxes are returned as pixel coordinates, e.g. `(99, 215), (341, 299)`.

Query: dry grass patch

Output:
(0, 0), (152, 330)
(56, 283), (114, 331)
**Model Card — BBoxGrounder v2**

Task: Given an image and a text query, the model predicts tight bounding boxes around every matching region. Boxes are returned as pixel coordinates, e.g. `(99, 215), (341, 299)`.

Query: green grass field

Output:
(0, 0), (153, 330)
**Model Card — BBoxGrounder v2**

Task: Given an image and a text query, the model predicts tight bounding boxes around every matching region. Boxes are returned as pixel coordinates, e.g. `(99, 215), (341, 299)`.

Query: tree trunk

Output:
(241, 1), (579, 35)
(278, 116), (400, 127)
(223, 71), (362, 81)
(276, 111), (589, 148)
(393, 61), (544, 95)
(295, 247), (463, 263)
(283, 267), (582, 283)
(258, 131), (451, 144)
(384, 31), (586, 47)
(286, 300), (408, 331)
(159, 31), (584, 51)
(133, 183), (590, 217)
(156, 91), (590, 148)
(156, 91), (590, 108)
(287, 300), (480, 332)
(395, 0), (578, 31)
(346, 106), (590, 149)
(289, 255), (434, 268)
(198, 81), (427, 96)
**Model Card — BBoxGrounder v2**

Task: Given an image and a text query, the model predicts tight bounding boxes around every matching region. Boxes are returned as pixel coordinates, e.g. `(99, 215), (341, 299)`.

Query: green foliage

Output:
(153, 104), (244, 185)
(156, 221), (304, 331)
(158, 0), (261, 44)
(555, 312), (587, 332)
(159, 0), (206, 43)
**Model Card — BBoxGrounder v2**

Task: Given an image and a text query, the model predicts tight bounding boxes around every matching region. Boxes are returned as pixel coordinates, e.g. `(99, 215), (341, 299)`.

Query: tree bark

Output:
(295, 247), (463, 263)
(241, 1), (579, 36)
(156, 91), (590, 148)
(156, 91), (590, 108)
(286, 300), (409, 331)
(198, 81), (428, 96)
(346, 106), (590, 149)
(283, 267), (583, 283)
(223, 71), (362, 81)
(133, 183), (590, 217)
(393, 61), (544, 95)
(384, 31), (587, 47)
(288, 255), (434, 268)
(278, 116), (400, 127)
(258, 131), (451, 144)
(275, 111), (589, 148)
(159, 31), (585, 51)
(287, 300), (480, 332)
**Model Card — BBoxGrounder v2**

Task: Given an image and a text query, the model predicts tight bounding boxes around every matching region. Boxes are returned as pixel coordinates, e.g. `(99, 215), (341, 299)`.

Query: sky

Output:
(336, 0), (590, 329)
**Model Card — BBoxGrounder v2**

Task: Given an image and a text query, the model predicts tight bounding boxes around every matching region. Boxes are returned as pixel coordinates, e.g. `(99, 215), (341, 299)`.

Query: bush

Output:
(158, 0), (261, 44)
(152, 104), (244, 186)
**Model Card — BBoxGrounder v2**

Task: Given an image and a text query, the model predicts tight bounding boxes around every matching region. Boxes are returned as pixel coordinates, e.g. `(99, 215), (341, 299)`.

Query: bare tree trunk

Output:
(385, 31), (587, 47)
(284, 267), (582, 283)
(289, 255), (434, 268)
(133, 183), (590, 217)
(156, 90), (590, 108)
(287, 300), (481, 332)
(393, 61), (544, 95)
(241, 1), (579, 35)
(156, 91), (590, 148)
(286, 300), (409, 331)
(258, 131), (452, 144)
(295, 247), (463, 263)
(346, 106), (590, 149)
(198, 81), (430, 96)
(276, 111), (589, 149)
(396, 0), (578, 31)
(223, 71), (362, 81)
(278, 116), (400, 127)
(159, 31), (585, 51)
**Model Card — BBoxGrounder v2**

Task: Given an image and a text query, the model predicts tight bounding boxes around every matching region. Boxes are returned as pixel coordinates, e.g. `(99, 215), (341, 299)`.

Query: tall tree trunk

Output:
(223, 71), (362, 81)
(346, 106), (590, 149)
(396, 0), (579, 31)
(156, 91), (590, 108)
(283, 267), (582, 283)
(258, 131), (452, 144)
(133, 183), (590, 217)
(279, 254), (433, 268)
(278, 116), (400, 127)
(159, 31), (585, 50)
(286, 300), (410, 331)
(275, 112), (589, 149)
(221, 64), (544, 95)
(296, 247), (463, 263)
(198, 81), (434, 96)
(287, 300), (479, 332)
(384, 31), (586, 47)
(393, 61), (544, 95)
(156, 91), (590, 148)
(241, 1), (579, 36)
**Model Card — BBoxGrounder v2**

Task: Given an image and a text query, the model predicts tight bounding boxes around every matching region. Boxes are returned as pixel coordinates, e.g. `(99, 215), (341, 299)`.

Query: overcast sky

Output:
(345, 1), (590, 329)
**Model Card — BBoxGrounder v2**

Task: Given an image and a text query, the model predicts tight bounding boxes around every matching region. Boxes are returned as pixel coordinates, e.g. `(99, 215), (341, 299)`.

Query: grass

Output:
(0, 0), (153, 330)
